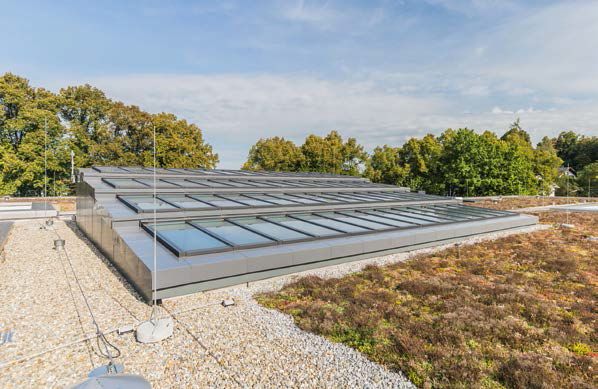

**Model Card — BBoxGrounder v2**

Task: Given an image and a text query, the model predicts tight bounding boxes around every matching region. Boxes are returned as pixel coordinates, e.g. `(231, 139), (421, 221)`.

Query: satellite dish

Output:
(67, 373), (151, 389)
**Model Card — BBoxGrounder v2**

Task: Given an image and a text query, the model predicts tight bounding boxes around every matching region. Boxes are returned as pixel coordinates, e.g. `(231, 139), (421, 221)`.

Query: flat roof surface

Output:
(0, 218), (542, 388)
(0, 219), (413, 388)
(0, 221), (12, 249)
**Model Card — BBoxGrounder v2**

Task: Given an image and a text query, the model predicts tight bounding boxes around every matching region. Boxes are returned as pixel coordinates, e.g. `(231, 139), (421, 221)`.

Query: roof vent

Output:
(54, 239), (65, 250)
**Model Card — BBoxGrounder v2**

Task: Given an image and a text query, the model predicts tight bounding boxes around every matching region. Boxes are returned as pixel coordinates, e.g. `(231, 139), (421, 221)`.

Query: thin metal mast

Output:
(44, 118), (48, 216)
(152, 124), (158, 317)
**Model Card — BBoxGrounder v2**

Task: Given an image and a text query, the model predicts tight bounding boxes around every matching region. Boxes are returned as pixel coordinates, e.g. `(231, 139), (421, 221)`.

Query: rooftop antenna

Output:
(136, 123), (174, 343)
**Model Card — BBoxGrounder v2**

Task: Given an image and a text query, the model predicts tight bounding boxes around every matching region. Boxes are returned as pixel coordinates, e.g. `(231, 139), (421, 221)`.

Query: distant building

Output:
(558, 166), (576, 177)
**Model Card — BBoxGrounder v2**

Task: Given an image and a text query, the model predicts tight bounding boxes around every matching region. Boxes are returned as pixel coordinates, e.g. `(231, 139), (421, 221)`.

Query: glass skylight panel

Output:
(134, 178), (181, 188)
(284, 194), (324, 204)
(147, 222), (229, 254)
(205, 180), (236, 187)
(157, 195), (213, 209)
(405, 206), (467, 221)
(423, 206), (478, 220)
(340, 193), (388, 201)
(93, 166), (128, 173)
(315, 193), (360, 202)
(224, 180), (259, 187)
(290, 180), (324, 187)
(383, 193), (417, 200)
(103, 178), (150, 189)
(293, 193), (336, 203)
(183, 179), (224, 187)
(142, 167), (176, 174)
(191, 220), (274, 246)
(346, 211), (414, 228)
(261, 181), (292, 187)
(163, 168), (190, 174)
(275, 180), (305, 187)
(263, 216), (341, 237)
(248, 194), (300, 205)
(188, 195), (246, 208)
(444, 205), (504, 217)
(389, 208), (451, 223)
(363, 192), (403, 200)
(246, 180), (279, 187)
(317, 212), (391, 230)
(161, 178), (207, 188)
(359, 210), (422, 226)
(364, 209), (428, 225)
(294, 213), (370, 233)
(231, 217), (310, 241)
(120, 196), (177, 211)
(218, 194), (273, 206)
(121, 167), (153, 174)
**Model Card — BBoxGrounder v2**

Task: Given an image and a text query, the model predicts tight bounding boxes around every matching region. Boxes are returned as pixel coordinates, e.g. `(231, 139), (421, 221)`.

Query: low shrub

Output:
(257, 211), (597, 388)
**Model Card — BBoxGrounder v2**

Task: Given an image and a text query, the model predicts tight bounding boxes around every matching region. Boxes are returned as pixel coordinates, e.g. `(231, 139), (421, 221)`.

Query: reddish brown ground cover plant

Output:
(257, 211), (597, 388)
(469, 196), (598, 211)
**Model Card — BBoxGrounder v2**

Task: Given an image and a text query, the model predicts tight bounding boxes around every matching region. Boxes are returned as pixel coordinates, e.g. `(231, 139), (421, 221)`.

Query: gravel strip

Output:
(0, 219), (545, 388)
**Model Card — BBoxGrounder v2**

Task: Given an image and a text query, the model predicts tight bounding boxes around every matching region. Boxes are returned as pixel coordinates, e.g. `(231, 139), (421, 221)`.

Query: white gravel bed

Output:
(0, 219), (412, 388)
(0, 219), (547, 388)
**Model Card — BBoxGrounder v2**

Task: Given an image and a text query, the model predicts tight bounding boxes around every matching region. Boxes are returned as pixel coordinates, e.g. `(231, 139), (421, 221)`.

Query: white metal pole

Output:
(44, 118), (48, 216)
(71, 150), (75, 183)
(153, 124), (157, 314)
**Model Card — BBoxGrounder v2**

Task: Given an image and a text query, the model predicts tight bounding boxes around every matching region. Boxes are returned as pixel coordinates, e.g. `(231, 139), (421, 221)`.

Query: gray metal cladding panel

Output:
(327, 238), (364, 258)
(186, 251), (248, 282)
(410, 225), (439, 244)
(100, 216), (113, 259)
(244, 245), (295, 273)
(291, 240), (333, 265)
(359, 234), (398, 253)
(116, 227), (192, 290)
(390, 229), (417, 247)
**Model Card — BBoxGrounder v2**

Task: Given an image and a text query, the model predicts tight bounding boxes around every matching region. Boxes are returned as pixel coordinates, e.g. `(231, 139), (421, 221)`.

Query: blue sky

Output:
(2, 0), (597, 167)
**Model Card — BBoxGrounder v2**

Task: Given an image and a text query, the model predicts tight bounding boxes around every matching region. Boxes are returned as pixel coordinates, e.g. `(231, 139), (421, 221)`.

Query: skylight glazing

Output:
(142, 204), (515, 257)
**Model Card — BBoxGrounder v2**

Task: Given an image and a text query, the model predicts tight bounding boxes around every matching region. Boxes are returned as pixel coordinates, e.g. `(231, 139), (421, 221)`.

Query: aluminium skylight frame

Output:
(140, 204), (517, 258)
(116, 190), (450, 214)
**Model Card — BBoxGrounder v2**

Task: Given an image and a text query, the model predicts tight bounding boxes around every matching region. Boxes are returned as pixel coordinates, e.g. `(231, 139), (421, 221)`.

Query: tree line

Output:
(243, 121), (597, 197)
(0, 73), (218, 196)
(2, 73), (596, 197)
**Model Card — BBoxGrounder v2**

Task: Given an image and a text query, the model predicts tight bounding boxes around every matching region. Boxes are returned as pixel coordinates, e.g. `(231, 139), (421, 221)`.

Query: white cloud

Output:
(464, 1), (598, 96)
(81, 73), (597, 168)
(491, 106), (512, 114)
(423, 0), (520, 17)
(37, 2), (598, 168)
(281, 0), (339, 24)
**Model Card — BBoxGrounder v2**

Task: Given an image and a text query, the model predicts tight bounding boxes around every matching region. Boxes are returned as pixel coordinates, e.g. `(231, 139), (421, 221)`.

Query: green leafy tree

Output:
(570, 136), (598, 172)
(435, 128), (538, 196)
(553, 131), (597, 172)
(501, 118), (531, 145)
(533, 136), (562, 195)
(0, 73), (218, 196)
(242, 136), (304, 171)
(576, 162), (598, 197)
(554, 131), (579, 167)
(300, 131), (367, 175)
(399, 134), (443, 192)
(364, 145), (408, 185)
(147, 113), (218, 168)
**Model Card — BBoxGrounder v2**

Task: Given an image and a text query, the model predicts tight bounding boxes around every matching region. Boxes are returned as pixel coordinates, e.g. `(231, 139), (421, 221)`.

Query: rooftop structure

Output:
(0, 201), (57, 220)
(76, 167), (538, 301)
